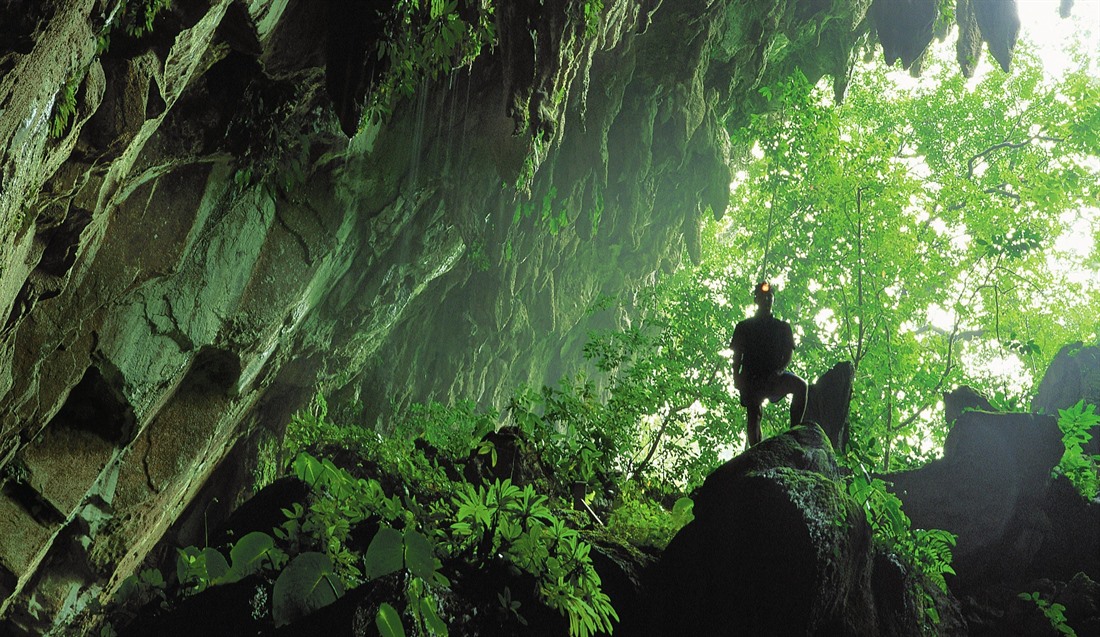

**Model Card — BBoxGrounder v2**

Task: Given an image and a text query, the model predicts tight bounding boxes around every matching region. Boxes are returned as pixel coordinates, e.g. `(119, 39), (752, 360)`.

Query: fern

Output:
(49, 76), (79, 139)
(846, 471), (957, 626)
(1055, 400), (1100, 499)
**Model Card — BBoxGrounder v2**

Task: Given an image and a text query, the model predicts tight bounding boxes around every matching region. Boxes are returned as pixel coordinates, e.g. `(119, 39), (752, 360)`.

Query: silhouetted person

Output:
(730, 281), (808, 447)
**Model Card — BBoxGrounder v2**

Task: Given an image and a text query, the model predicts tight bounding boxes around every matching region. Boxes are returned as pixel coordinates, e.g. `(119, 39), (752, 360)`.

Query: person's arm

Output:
(730, 331), (745, 389)
(779, 322), (795, 370)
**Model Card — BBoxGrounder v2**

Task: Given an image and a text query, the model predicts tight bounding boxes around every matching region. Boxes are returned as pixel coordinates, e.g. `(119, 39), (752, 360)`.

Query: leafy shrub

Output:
(450, 478), (618, 636)
(604, 484), (694, 550)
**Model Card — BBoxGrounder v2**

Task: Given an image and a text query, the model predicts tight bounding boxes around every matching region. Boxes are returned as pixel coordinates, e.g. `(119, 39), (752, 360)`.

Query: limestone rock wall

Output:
(0, 0), (876, 632)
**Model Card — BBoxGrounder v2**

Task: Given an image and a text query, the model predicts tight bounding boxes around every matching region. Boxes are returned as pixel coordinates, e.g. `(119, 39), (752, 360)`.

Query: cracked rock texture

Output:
(0, 0), (1030, 633)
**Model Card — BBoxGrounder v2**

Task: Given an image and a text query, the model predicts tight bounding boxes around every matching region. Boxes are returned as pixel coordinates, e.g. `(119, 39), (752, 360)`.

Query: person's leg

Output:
(745, 403), (763, 447)
(775, 373), (808, 428)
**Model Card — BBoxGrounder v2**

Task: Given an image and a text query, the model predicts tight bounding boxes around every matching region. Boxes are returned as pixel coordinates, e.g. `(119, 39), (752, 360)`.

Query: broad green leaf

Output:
(272, 552), (345, 627)
(376, 602), (407, 637)
(364, 527), (404, 580)
(221, 531), (279, 583)
(201, 548), (229, 582)
(292, 453), (324, 485)
(403, 529), (437, 580)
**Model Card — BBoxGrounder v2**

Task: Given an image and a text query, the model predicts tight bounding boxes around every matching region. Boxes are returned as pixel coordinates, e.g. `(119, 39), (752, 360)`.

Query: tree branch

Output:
(966, 135), (1063, 179)
(984, 185), (1021, 201)
(631, 360), (724, 479)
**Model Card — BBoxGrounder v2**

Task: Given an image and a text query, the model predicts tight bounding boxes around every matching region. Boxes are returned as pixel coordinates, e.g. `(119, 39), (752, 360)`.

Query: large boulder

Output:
(886, 409), (1099, 595)
(1033, 342), (1100, 419)
(645, 425), (962, 636)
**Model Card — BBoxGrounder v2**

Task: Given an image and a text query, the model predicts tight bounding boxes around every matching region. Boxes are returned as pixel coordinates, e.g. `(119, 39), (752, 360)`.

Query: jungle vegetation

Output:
(104, 9), (1100, 637)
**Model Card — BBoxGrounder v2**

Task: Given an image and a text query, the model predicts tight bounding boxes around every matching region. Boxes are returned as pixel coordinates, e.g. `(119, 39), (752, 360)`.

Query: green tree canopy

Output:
(710, 33), (1100, 470)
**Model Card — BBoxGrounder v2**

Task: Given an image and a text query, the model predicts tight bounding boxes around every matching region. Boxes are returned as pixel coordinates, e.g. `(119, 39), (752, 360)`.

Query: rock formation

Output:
(649, 424), (964, 636)
(886, 343), (1100, 636)
(1033, 341), (1100, 419)
(804, 360), (855, 452)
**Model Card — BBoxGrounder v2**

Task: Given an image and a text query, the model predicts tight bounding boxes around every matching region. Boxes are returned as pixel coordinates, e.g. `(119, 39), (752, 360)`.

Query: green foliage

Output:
(364, 0), (496, 127)
(450, 478), (618, 636)
(176, 531), (287, 595)
(272, 552), (345, 627)
(574, 245), (747, 488)
(468, 240), (491, 271)
(284, 392), (481, 497)
(359, 524), (449, 635)
(846, 471), (956, 626)
(509, 378), (609, 488)
(605, 486), (694, 550)
(225, 531), (288, 583)
(49, 76), (79, 139)
(94, 0), (171, 57)
(514, 186), (573, 235)
(724, 42), (1100, 469)
(285, 394), (393, 471)
(363, 526), (444, 584)
(115, 568), (166, 606)
(1055, 400), (1100, 499)
(175, 546), (229, 594)
(580, 0), (603, 38)
(1018, 591), (1078, 636)
(121, 0), (171, 37)
(399, 399), (497, 459)
(278, 386), (623, 637)
(376, 602), (408, 637)
(497, 586), (528, 627)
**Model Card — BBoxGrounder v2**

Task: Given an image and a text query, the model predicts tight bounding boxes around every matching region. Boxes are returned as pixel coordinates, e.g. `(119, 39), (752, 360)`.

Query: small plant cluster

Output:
(1054, 400), (1100, 499)
(579, 0), (604, 38)
(1018, 591), (1078, 637)
(363, 0), (497, 127)
(513, 186), (574, 236)
(93, 0), (172, 59)
(48, 76), (80, 139)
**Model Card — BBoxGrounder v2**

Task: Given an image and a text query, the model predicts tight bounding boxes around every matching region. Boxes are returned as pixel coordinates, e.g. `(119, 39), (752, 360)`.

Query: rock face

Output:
(943, 385), (995, 425)
(887, 411), (1071, 587)
(0, 0), (883, 630)
(0, 0), (1054, 632)
(646, 425), (963, 636)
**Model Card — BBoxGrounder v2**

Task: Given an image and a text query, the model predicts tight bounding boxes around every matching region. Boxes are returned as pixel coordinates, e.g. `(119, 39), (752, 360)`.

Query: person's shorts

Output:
(739, 371), (799, 408)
